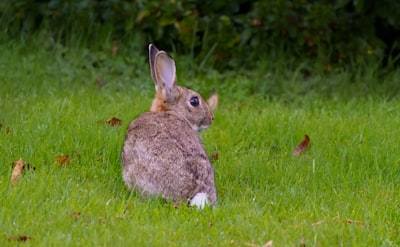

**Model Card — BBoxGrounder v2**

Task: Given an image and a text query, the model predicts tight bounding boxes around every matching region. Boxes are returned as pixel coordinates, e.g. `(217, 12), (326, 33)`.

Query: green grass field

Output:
(1, 40), (400, 246)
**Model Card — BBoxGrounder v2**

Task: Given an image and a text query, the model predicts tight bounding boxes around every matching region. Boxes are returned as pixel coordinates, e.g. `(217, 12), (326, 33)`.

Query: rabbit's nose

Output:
(209, 111), (215, 121)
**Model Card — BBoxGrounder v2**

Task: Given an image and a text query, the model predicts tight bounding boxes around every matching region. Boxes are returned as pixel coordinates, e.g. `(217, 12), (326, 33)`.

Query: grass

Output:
(1, 39), (400, 246)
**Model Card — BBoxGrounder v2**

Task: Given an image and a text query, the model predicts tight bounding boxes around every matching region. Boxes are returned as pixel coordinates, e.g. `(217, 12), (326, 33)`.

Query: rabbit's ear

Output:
(154, 50), (178, 101)
(149, 44), (159, 83)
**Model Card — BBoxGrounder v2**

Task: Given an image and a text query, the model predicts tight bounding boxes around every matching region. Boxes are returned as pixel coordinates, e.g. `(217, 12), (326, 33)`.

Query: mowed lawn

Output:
(1, 42), (399, 246)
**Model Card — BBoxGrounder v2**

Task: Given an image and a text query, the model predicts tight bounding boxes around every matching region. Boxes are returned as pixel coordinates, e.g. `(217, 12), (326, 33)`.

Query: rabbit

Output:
(122, 44), (217, 208)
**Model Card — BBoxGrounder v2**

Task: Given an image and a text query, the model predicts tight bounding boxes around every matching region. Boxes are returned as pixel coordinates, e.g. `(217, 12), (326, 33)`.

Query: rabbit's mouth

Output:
(175, 112), (211, 132)
(195, 115), (213, 131)
(193, 123), (211, 132)
(192, 125), (210, 132)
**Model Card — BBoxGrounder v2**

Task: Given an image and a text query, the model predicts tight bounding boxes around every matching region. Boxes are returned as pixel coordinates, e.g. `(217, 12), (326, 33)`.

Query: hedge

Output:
(1, 0), (399, 69)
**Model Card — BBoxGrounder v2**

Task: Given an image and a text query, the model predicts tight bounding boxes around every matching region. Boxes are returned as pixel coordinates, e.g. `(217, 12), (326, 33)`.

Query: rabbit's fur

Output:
(122, 44), (217, 208)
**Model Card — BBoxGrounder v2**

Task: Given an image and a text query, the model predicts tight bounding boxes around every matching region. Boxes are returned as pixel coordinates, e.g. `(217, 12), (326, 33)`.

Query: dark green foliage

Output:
(253, 0), (400, 66)
(1, 0), (399, 70)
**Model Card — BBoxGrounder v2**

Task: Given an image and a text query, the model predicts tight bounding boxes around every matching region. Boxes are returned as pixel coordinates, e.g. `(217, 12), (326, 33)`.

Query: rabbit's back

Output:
(122, 111), (216, 204)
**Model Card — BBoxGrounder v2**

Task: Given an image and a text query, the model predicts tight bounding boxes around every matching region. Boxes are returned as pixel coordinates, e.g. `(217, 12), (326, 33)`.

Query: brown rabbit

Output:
(122, 44), (217, 208)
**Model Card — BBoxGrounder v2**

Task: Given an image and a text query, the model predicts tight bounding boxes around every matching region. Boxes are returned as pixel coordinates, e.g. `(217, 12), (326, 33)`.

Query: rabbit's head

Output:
(149, 44), (214, 131)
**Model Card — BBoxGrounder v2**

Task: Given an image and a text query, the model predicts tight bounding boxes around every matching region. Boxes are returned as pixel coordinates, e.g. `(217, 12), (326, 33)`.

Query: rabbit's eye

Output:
(190, 97), (200, 107)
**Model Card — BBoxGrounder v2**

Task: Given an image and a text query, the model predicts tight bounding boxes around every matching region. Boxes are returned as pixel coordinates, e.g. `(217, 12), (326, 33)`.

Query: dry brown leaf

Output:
(300, 237), (306, 247)
(98, 216), (107, 224)
(10, 159), (35, 184)
(244, 240), (273, 247)
(244, 242), (259, 247)
(11, 158), (25, 184)
(207, 93), (219, 111)
(67, 210), (82, 221)
(55, 155), (70, 166)
(263, 240), (273, 247)
(292, 135), (310, 156)
(8, 235), (32, 242)
(211, 152), (219, 161)
(106, 117), (122, 127)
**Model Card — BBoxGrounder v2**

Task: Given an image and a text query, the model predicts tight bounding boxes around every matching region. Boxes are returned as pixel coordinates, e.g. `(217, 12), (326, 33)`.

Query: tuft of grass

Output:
(1, 40), (400, 246)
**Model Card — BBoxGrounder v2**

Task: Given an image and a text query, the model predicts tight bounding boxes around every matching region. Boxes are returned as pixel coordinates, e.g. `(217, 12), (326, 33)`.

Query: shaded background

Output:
(1, 0), (399, 72)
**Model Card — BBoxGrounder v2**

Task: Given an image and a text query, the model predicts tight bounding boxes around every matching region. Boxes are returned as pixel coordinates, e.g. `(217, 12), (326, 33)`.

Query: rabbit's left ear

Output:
(154, 50), (179, 102)
(149, 44), (159, 83)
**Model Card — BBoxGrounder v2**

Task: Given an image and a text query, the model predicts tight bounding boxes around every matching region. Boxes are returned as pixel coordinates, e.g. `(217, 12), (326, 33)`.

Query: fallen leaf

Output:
(207, 93), (219, 111)
(98, 216), (106, 224)
(300, 237), (306, 247)
(245, 241), (273, 247)
(8, 235), (32, 242)
(292, 135), (310, 156)
(211, 152), (219, 161)
(263, 240), (273, 247)
(244, 242), (259, 247)
(208, 222), (214, 228)
(11, 158), (25, 184)
(106, 117), (122, 127)
(55, 155), (69, 166)
(67, 210), (82, 221)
